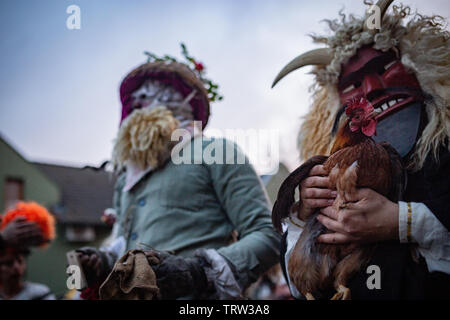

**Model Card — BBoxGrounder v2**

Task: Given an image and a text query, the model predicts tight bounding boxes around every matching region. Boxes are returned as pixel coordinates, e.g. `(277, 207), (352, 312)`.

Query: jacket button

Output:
(130, 232), (138, 241)
(138, 199), (146, 206)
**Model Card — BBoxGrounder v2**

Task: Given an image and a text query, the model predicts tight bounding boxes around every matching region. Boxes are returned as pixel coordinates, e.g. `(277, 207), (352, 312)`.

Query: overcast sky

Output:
(0, 0), (448, 174)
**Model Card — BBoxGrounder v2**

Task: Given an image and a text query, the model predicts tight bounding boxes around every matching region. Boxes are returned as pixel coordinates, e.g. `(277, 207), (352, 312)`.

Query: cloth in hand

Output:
(99, 249), (160, 300)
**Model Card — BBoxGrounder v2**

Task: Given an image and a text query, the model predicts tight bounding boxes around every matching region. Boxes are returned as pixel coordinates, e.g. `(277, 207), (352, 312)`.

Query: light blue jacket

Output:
(112, 136), (280, 288)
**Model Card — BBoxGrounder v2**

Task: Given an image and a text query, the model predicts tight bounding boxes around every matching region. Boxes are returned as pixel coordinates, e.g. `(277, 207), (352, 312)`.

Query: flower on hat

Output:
(144, 43), (223, 103)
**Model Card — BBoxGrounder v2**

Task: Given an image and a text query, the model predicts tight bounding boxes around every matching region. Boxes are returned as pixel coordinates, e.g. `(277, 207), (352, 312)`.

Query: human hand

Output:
(0, 217), (44, 248)
(316, 188), (399, 244)
(297, 165), (337, 221)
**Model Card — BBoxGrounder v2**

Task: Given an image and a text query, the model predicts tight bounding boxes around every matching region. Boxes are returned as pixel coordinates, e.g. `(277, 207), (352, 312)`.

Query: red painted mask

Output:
(335, 46), (426, 157)
(338, 45), (423, 121)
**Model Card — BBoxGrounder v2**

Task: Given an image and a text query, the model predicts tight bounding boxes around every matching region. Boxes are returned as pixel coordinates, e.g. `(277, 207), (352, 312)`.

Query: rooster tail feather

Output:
(289, 214), (336, 296)
(272, 155), (328, 232)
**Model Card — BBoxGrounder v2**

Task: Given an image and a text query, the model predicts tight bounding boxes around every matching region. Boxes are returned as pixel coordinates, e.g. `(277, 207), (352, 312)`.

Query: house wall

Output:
(0, 137), (67, 296)
(0, 136), (113, 298)
(0, 137), (60, 210)
(26, 225), (112, 298)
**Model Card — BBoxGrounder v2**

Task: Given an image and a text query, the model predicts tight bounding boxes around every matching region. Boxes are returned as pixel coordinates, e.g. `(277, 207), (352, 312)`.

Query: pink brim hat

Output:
(119, 61), (210, 128)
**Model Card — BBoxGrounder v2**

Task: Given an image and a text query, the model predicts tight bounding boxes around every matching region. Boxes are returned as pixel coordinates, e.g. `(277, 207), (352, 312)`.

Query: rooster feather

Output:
(273, 97), (406, 299)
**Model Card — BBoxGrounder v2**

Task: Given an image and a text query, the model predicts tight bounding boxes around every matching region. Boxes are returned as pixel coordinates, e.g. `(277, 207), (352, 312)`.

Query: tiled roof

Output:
(34, 162), (116, 226)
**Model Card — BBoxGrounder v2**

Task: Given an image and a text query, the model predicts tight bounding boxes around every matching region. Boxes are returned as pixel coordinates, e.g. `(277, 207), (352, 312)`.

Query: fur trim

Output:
(112, 107), (179, 171)
(1, 202), (56, 244)
(297, 86), (341, 161)
(299, 3), (450, 170)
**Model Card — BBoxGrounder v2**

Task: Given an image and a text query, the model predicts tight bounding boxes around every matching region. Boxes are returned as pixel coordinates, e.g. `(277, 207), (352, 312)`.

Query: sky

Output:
(0, 0), (448, 175)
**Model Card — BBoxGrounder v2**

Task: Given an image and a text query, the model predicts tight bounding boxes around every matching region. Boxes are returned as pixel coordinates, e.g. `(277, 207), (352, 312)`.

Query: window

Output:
(4, 177), (24, 211)
(65, 225), (96, 242)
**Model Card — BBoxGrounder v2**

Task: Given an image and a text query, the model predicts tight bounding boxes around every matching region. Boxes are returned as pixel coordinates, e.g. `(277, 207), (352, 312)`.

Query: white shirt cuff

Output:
(283, 213), (305, 299)
(398, 201), (450, 274)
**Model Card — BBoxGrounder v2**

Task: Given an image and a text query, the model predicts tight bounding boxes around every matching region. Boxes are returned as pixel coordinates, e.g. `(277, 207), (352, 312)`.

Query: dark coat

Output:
(281, 147), (450, 299)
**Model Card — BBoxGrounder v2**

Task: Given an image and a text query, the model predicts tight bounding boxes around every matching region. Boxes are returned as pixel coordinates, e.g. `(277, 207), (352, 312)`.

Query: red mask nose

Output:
(362, 74), (384, 97)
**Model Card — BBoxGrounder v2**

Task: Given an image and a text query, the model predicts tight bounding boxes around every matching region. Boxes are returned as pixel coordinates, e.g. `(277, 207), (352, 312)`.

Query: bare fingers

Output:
(316, 214), (345, 234)
(302, 176), (330, 189)
(316, 213), (361, 244)
(319, 206), (339, 220)
(309, 165), (328, 176)
(303, 198), (335, 209)
(317, 232), (358, 244)
(303, 188), (337, 199)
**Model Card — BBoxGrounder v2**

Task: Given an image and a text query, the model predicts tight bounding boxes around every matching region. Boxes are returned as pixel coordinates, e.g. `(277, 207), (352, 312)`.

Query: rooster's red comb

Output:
(345, 97), (377, 137)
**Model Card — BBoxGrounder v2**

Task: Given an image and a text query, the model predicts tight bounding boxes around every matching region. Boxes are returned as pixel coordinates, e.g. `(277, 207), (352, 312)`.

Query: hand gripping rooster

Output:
(272, 97), (406, 300)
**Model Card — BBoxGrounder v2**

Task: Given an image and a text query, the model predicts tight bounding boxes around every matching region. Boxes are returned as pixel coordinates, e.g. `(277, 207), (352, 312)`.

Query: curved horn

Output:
(378, 0), (394, 19)
(271, 48), (333, 88)
(363, 0), (394, 32)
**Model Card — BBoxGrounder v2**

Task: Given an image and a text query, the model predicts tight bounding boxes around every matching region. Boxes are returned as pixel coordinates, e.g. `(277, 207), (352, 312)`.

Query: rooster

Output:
(272, 97), (406, 300)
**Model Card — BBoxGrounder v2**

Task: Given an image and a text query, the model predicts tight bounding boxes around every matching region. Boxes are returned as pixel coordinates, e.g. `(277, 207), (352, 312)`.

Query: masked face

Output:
(130, 80), (184, 111)
(130, 80), (194, 124)
(337, 46), (425, 157)
(113, 80), (199, 171)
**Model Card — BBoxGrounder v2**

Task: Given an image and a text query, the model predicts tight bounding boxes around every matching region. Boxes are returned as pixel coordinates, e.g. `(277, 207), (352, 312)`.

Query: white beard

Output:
(112, 106), (179, 171)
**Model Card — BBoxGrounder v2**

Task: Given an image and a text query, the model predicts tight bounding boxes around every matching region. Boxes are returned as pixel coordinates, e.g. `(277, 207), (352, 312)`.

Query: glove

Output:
(75, 247), (116, 286)
(144, 250), (211, 299)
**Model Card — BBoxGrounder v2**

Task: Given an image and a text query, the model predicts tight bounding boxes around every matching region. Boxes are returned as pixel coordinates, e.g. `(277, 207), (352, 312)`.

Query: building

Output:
(1, 133), (292, 299)
(0, 134), (115, 297)
(0, 135), (60, 212)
